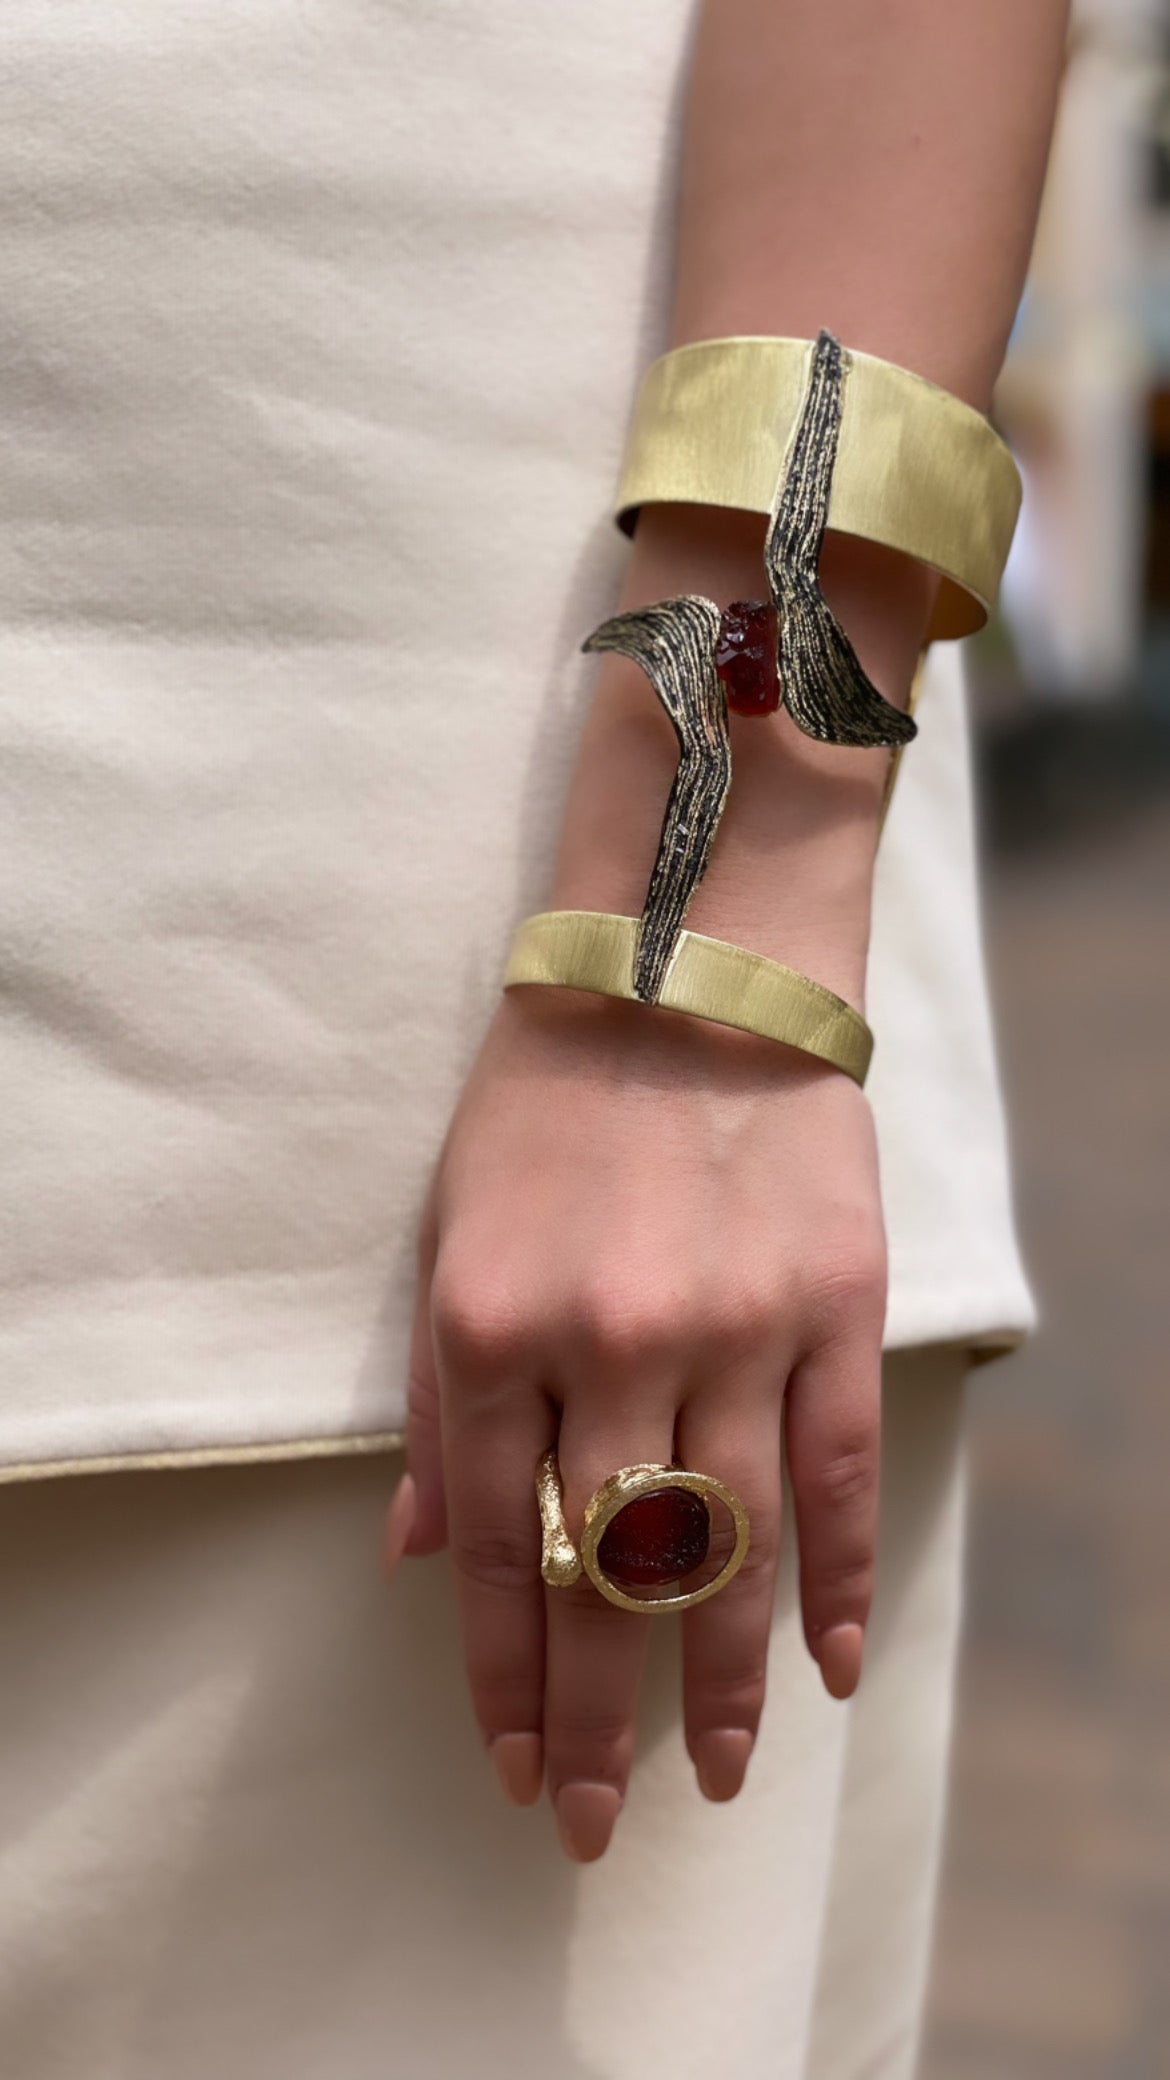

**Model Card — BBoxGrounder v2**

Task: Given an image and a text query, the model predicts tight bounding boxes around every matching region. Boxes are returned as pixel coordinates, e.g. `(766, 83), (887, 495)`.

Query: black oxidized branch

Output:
(582, 329), (916, 1005)
(583, 595), (730, 1003)
(766, 331), (919, 749)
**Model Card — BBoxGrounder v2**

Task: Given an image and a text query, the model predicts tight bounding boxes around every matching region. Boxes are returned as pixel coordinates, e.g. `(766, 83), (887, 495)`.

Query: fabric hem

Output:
(0, 1429), (408, 1489)
(0, 1321), (1029, 1490)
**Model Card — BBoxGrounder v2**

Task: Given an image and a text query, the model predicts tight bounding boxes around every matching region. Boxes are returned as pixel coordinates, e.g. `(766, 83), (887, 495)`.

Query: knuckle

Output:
(813, 1445), (878, 1514)
(734, 1534), (781, 1592)
(699, 1655), (769, 1722)
(450, 1527), (537, 1594)
(568, 1278), (684, 1369)
(707, 1279), (784, 1361)
(557, 1576), (623, 1622)
(810, 1551), (875, 1633)
(552, 1703), (633, 1753)
(548, 1714), (635, 1792)
(467, 1665), (538, 1731)
(808, 1241), (888, 1333)
(430, 1271), (530, 1375)
(717, 1511), (779, 1588)
(817, 1549), (874, 1601)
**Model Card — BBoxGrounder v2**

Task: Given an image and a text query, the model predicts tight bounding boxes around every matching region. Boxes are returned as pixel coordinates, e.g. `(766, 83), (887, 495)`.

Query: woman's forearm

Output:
(549, 0), (1069, 1006)
(673, 0), (1070, 408)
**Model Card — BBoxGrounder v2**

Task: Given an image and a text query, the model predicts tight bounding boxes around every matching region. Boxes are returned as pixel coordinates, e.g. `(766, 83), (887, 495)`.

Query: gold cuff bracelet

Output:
(504, 910), (873, 1087)
(616, 332), (1021, 642)
(505, 329), (1018, 1072)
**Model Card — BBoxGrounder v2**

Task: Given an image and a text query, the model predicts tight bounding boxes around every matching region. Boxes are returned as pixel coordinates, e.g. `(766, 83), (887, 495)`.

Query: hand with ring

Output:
(388, 971), (885, 1862)
(385, 510), (908, 1864)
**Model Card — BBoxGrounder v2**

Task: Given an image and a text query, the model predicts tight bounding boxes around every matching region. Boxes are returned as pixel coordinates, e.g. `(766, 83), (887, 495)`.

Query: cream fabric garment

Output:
(0, 2), (1033, 1474)
(0, 1348), (968, 2080)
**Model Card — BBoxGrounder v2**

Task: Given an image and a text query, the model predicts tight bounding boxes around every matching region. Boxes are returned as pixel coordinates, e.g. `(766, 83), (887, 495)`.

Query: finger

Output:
(383, 1468), (417, 1582)
(675, 1382), (784, 1802)
(435, 1290), (554, 1806)
(401, 1170), (448, 1557)
(444, 1389), (554, 1805)
(543, 1383), (677, 1861)
(785, 1333), (882, 1700)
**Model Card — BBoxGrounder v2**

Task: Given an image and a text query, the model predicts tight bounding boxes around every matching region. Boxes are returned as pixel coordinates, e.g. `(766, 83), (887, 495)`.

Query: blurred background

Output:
(921, 1), (1170, 2072)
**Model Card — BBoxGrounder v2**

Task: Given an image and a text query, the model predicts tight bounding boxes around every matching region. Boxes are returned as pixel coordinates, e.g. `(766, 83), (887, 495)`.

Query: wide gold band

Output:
(616, 335), (1021, 642)
(504, 908), (873, 1087)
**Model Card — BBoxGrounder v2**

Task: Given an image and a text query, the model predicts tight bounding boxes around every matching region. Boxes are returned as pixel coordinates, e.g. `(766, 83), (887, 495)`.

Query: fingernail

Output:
(817, 1622), (864, 1700)
(693, 1728), (754, 1802)
(554, 1782), (623, 1863)
(490, 1732), (544, 1808)
(383, 1473), (416, 1582)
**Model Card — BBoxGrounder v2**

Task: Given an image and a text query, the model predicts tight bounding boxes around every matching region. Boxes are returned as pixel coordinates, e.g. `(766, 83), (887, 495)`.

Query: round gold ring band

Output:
(536, 1449), (751, 1615)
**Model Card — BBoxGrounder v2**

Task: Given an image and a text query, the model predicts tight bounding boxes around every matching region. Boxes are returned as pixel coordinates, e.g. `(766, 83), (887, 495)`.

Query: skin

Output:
(390, 0), (1071, 1860)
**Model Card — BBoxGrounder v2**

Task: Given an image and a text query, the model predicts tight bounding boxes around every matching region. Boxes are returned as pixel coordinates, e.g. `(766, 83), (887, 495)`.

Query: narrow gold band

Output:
(616, 335), (1021, 642)
(504, 909), (873, 1087)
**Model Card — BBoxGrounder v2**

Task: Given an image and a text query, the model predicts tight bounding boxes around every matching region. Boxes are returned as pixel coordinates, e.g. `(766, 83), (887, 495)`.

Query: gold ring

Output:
(536, 1449), (750, 1615)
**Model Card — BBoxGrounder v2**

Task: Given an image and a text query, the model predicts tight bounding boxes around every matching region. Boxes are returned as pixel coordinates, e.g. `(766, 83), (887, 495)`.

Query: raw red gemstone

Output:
(597, 1487), (711, 1588)
(715, 599), (781, 715)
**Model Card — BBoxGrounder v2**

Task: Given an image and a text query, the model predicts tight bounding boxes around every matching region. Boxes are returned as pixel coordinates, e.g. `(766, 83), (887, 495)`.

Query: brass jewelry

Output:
(504, 329), (981, 1074)
(536, 1448), (751, 1615)
(536, 1448), (583, 1590)
(581, 332), (915, 1006)
(505, 909), (873, 1086)
(616, 330), (1021, 641)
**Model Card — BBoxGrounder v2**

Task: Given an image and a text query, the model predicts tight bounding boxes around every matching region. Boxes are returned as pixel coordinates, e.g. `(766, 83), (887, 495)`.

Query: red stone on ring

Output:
(597, 1487), (711, 1588)
(714, 600), (781, 715)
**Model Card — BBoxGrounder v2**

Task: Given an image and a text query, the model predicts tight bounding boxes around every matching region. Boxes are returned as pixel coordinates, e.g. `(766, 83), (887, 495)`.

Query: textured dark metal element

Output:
(765, 329), (917, 749)
(579, 329), (915, 1004)
(583, 595), (729, 1002)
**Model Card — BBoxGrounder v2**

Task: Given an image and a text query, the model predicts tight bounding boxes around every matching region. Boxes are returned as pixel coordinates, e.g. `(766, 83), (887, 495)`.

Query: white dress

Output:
(0, 0), (1031, 1482)
(0, 7), (1030, 2074)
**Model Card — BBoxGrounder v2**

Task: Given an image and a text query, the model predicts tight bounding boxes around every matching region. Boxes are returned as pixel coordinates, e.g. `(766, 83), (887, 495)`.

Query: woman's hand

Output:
(391, 976), (886, 1861)
(386, 508), (926, 1863)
